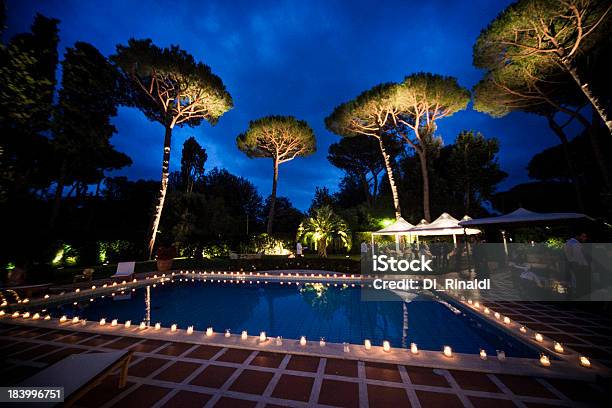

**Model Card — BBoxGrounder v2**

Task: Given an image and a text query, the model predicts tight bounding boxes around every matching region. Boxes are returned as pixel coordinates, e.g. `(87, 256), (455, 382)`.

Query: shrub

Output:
(201, 243), (230, 259)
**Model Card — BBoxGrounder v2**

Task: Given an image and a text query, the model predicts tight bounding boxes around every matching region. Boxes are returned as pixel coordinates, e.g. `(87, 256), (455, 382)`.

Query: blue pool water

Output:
(50, 280), (540, 357)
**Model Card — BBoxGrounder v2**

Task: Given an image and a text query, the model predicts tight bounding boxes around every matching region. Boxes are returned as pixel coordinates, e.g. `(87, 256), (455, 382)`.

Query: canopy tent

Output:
(458, 207), (593, 254)
(408, 213), (480, 246)
(372, 217), (415, 236)
(371, 217), (415, 251)
(458, 207), (593, 227)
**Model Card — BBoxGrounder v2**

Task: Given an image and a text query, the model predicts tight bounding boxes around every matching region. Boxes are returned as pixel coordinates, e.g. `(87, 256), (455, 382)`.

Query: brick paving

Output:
(1, 320), (609, 407)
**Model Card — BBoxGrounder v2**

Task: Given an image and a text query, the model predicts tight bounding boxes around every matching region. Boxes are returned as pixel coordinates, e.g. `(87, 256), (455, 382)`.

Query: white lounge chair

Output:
(20, 350), (133, 407)
(111, 261), (136, 280)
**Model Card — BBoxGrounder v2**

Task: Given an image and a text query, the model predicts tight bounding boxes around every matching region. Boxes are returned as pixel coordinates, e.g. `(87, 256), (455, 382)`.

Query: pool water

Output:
(51, 280), (539, 357)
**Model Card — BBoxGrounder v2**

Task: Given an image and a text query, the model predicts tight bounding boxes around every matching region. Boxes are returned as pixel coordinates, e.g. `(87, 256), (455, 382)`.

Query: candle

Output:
(206, 327), (213, 337)
(503, 316), (511, 324)
(300, 336), (307, 346)
(187, 326), (194, 335)
(364, 339), (372, 350)
(579, 356), (591, 368)
(383, 341), (391, 352)
(480, 349), (487, 360)
(171, 324), (177, 332)
(155, 323), (161, 330)
(23, 312), (31, 318)
(467, 299), (473, 305)
(32, 313), (40, 320)
(124, 320), (131, 328)
(320, 338), (326, 347)
(497, 350), (506, 361)
(99, 318), (106, 326)
(410, 343), (419, 354)
(343, 342), (350, 353)
(554, 342), (564, 353)
(111, 319), (118, 326)
(44, 294), (50, 299)
(60, 315), (67, 322)
(11, 312), (19, 318)
(225, 329), (231, 338)
(443, 346), (453, 357)
(75, 288), (80, 293)
(494, 312), (500, 319)
(484, 307), (490, 314)
(139, 322), (146, 330)
(44, 315), (51, 320)
(72, 317), (79, 323)
(535, 333), (543, 342)
(519, 326), (527, 333)
(241, 330), (248, 340)
(260, 332), (267, 342)
(540, 355), (550, 367)
(276, 336), (283, 346)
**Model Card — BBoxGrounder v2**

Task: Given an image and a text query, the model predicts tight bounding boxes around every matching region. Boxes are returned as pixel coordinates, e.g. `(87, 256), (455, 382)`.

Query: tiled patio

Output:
(480, 301), (612, 369)
(1, 321), (608, 407)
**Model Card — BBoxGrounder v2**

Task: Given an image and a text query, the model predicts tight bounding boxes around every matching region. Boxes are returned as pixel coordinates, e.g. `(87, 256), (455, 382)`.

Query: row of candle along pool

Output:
(1, 270), (366, 307)
(2, 308), (592, 370)
(460, 297), (592, 369)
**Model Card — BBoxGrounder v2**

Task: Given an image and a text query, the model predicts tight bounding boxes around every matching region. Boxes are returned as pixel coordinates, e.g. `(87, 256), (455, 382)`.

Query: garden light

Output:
(579, 356), (591, 368)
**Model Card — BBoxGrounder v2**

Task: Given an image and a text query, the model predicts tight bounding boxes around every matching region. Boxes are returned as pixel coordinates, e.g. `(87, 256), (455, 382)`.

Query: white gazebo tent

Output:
(371, 217), (415, 251)
(409, 213), (480, 247)
(458, 207), (593, 254)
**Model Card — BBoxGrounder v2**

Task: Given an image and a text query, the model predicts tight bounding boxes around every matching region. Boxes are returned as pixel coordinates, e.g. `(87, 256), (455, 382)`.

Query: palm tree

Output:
(297, 206), (351, 258)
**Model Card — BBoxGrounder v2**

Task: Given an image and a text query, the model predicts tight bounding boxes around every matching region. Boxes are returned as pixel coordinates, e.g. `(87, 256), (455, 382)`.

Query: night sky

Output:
(5, 0), (574, 210)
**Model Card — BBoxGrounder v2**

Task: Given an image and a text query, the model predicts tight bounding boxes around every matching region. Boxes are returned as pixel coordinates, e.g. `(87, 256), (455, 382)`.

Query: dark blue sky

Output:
(6, 0), (574, 210)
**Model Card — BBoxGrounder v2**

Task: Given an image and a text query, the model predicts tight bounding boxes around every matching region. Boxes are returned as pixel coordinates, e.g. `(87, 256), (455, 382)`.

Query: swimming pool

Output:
(47, 278), (540, 358)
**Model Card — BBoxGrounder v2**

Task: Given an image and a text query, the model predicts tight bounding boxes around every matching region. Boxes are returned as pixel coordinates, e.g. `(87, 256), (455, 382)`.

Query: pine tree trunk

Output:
(266, 157), (279, 234)
(547, 115), (585, 211)
(146, 125), (172, 259)
(358, 172), (371, 207)
(372, 171), (379, 204)
(377, 137), (401, 220)
(561, 58), (612, 134)
(417, 149), (431, 222)
(49, 159), (67, 229)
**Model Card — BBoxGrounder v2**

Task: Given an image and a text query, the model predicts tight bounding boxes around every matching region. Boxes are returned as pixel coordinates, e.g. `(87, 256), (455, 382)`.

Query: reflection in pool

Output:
(51, 280), (539, 357)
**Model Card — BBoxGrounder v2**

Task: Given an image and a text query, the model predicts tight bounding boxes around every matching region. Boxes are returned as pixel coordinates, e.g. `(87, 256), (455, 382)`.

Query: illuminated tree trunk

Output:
(266, 157), (279, 234)
(561, 59), (612, 134)
(417, 149), (431, 222)
(377, 137), (401, 220)
(146, 124), (172, 259)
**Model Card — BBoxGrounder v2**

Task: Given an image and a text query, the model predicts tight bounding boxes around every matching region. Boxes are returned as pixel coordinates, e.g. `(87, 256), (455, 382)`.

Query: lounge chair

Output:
(111, 261), (136, 280)
(19, 350), (133, 407)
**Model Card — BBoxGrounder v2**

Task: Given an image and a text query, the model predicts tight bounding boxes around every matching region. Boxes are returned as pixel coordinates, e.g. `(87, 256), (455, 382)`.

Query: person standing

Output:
(296, 242), (303, 257)
(564, 232), (590, 299)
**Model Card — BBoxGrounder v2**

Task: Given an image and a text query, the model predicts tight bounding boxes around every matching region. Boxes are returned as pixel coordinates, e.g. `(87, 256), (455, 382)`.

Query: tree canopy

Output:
(112, 38), (233, 128)
(473, 0), (612, 131)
